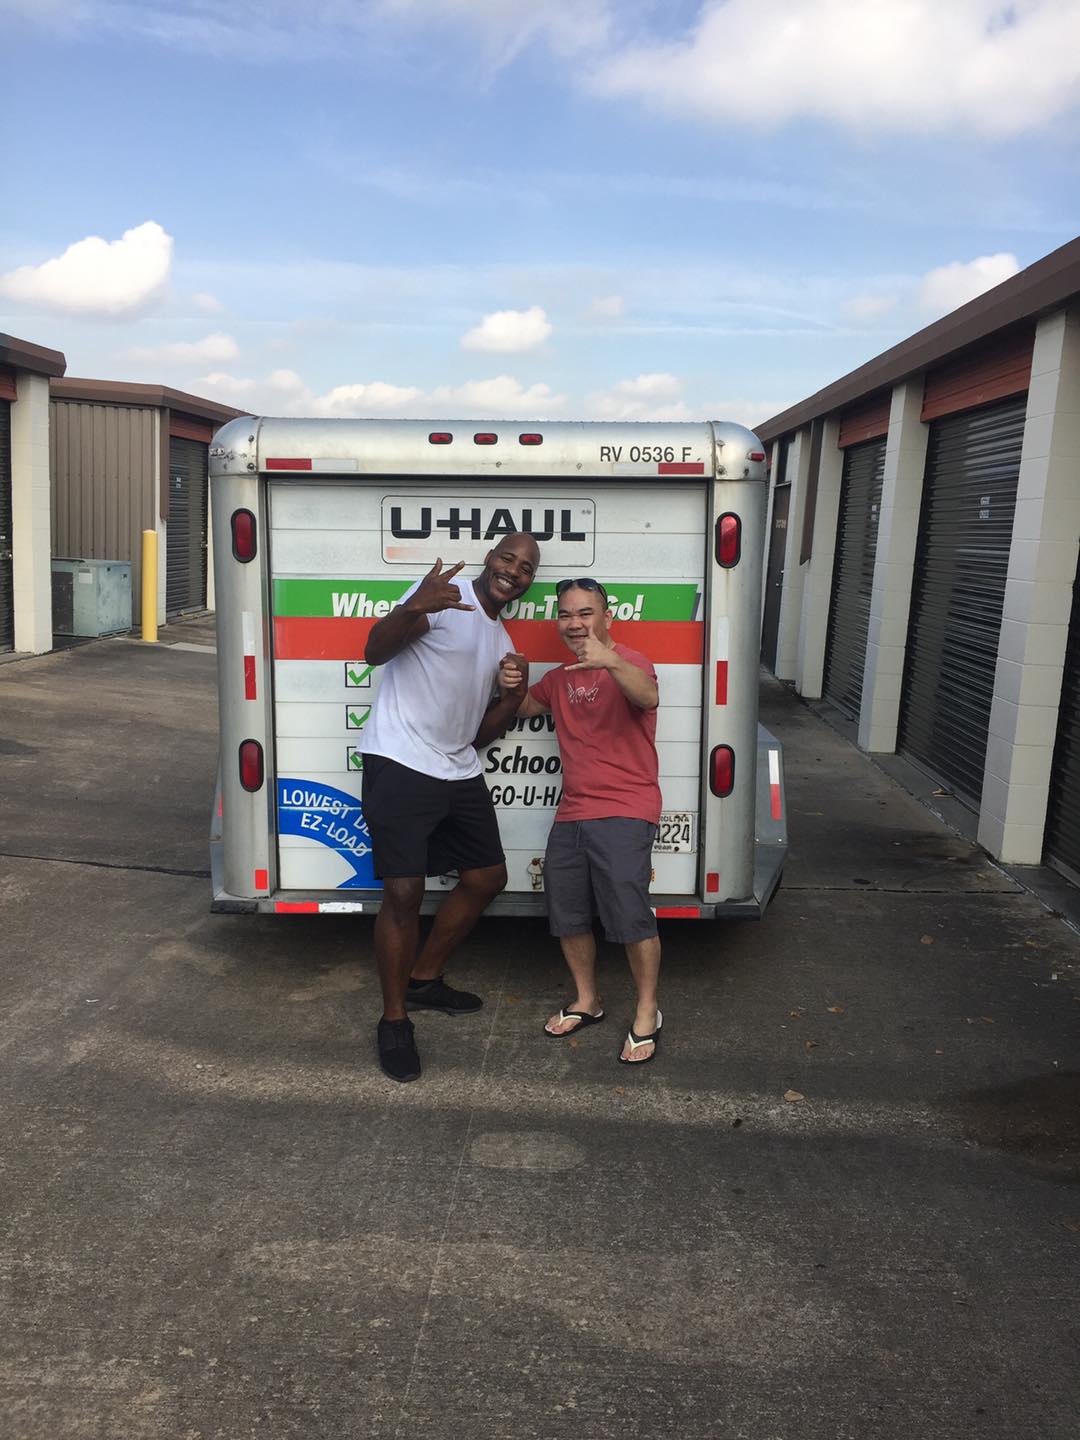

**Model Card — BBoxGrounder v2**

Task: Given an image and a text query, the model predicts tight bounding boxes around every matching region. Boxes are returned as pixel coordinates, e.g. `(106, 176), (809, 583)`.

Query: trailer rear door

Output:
(267, 477), (706, 896)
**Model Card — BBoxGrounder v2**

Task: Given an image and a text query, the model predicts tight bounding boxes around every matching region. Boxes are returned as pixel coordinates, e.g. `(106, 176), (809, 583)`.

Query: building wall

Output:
(11, 372), (53, 654)
(50, 400), (159, 623)
(766, 299), (1080, 868)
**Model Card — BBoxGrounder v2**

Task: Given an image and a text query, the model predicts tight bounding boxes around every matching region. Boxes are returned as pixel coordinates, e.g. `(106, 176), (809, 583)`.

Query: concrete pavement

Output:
(1, 624), (1077, 1439)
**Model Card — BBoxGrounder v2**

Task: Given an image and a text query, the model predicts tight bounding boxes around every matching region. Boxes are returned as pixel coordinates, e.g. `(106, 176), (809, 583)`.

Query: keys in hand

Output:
(497, 652), (529, 698)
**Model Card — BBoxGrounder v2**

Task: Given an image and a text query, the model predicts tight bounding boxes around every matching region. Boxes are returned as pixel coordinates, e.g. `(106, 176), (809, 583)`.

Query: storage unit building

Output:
(49, 380), (243, 625)
(755, 236), (1080, 867)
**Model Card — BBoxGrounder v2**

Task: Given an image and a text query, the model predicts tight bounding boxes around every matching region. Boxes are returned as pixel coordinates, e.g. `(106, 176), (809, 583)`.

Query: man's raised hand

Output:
(408, 558), (475, 614)
(564, 634), (617, 672)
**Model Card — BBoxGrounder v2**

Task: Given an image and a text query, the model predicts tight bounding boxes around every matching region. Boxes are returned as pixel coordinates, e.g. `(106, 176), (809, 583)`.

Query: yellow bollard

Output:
(141, 529), (158, 643)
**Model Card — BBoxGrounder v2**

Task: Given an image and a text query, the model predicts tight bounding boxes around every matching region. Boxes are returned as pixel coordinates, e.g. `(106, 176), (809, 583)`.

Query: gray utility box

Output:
(52, 558), (132, 637)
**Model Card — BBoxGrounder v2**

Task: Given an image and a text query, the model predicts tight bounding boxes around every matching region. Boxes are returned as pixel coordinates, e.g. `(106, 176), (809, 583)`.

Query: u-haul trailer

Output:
(208, 418), (786, 918)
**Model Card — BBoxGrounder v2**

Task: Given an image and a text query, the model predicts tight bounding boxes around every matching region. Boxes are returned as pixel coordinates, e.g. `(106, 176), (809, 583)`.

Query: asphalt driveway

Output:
(1, 623), (1077, 1439)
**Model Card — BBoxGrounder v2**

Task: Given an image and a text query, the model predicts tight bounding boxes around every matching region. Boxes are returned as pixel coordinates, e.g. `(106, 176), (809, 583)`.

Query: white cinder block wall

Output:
(857, 378), (930, 754)
(773, 427), (811, 682)
(10, 371), (52, 654)
(795, 418), (843, 699)
(978, 307), (1080, 863)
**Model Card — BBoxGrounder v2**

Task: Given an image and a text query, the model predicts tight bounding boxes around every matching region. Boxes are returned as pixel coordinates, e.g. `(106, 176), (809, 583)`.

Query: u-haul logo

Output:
(380, 495), (595, 566)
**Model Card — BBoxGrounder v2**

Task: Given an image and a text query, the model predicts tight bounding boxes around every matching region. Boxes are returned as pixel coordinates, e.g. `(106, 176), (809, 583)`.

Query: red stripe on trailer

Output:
(274, 616), (704, 664)
(769, 749), (782, 820)
(243, 654), (257, 699)
(658, 462), (705, 474)
(654, 906), (700, 918)
(255, 868), (269, 890)
(715, 660), (728, 706)
(266, 457), (313, 470)
(276, 902), (320, 913)
(705, 872), (720, 894)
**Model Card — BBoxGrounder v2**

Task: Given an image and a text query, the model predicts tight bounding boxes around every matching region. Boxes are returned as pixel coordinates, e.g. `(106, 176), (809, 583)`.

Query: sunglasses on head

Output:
(555, 577), (609, 607)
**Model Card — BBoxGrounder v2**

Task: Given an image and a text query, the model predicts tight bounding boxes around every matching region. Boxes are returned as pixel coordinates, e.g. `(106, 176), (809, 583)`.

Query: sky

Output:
(2, 0), (1079, 432)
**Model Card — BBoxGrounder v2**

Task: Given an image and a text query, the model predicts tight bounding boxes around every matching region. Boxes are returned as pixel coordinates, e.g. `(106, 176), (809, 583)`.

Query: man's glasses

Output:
(555, 577), (609, 608)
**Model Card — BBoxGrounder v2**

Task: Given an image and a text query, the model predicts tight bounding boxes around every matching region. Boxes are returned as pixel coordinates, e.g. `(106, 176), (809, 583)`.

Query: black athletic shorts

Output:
(361, 754), (505, 879)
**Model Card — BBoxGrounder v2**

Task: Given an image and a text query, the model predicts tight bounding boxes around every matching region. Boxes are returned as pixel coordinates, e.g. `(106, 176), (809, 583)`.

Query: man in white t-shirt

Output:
(359, 532), (539, 1082)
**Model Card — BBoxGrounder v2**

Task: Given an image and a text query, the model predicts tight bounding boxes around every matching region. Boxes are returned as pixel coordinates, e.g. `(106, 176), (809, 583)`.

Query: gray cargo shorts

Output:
(544, 817), (658, 944)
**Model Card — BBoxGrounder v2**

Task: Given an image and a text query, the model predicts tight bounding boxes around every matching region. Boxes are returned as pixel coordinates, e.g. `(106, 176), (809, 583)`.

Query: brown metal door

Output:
(898, 396), (1025, 805)
(166, 436), (209, 617)
(823, 437), (886, 718)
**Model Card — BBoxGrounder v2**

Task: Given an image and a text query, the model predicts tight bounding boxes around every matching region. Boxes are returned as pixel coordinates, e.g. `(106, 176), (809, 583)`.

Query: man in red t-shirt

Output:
(517, 579), (663, 1064)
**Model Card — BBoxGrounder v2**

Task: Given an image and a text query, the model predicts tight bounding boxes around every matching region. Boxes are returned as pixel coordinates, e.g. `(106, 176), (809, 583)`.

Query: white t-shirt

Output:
(358, 576), (511, 780)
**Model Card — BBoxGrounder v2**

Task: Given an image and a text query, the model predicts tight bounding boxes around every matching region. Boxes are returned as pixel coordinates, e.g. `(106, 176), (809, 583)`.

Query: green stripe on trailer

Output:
(274, 579), (412, 616)
(273, 578), (701, 621)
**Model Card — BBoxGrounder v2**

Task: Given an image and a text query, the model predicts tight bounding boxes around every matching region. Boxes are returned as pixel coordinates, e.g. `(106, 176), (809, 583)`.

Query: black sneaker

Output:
(377, 1017), (421, 1083)
(405, 975), (483, 1015)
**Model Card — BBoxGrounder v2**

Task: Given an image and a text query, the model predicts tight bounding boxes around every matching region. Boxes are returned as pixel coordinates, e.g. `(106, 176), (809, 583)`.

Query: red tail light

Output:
(474, 432), (497, 445)
(716, 513), (741, 568)
(231, 508), (257, 561)
(428, 432), (452, 444)
(749, 450), (766, 462)
(239, 739), (264, 792)
(519, 433), (543, 445)
(710, 745), (735, 797)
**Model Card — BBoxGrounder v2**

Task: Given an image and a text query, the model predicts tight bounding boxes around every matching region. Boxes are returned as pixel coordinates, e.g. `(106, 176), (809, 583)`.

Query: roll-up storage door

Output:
(0, 401), (13, 652)
(898, 396), (1026, 806)
(1042, 545), (1080, 880)
(166, 436), (209, 616)
(822, 436), (886, 718)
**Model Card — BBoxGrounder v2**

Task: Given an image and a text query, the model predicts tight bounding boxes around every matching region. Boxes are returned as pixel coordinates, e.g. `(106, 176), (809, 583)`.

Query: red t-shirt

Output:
(529, 643), (661, 823)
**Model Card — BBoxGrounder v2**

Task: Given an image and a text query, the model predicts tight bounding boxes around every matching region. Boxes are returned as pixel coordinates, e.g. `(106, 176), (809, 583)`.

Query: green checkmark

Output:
(347, 749), (364, 770)
(346, 707), (371, 729)
(346, 662), (374, 687)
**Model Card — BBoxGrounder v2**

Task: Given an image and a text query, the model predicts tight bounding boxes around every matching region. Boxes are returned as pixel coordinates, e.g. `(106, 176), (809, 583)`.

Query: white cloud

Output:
(190, 369), (565, 419)
(591, 1), (1080, 138)
(917, 252), (1021, 315)
(192, 291), (224, 314)
(587, 294), (626, 321)
(431, 376), (564, 416)
(16, 0), (611, 65)
(267, 368), (307, 393)
(193, 368), (311, 412)
(0, 220), (173, 316)
(132, 331), (239, 365)
(379, 0), (611, 62)
(461, 305), (553, 353)
(313, 380), (424, 416)
(842, 293), (899, 324)
(587, 373), (691, 422)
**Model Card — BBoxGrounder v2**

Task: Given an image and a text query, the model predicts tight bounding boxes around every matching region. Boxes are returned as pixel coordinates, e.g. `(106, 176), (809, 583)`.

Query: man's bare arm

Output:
(473, 654), (531, 747)
(364, 558), (472, 666)
(515, 692), (548, 719)
(565, 637), (658, 709)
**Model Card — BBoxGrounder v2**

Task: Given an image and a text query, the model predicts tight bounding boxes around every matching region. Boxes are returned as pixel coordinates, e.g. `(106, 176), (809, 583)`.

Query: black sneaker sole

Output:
(380, 1061), (421, 1083)
(405, 997), (482, 1016)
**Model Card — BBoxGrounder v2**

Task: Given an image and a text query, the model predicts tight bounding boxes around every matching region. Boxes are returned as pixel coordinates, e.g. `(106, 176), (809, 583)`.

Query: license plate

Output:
(653, 811), (696, 853)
